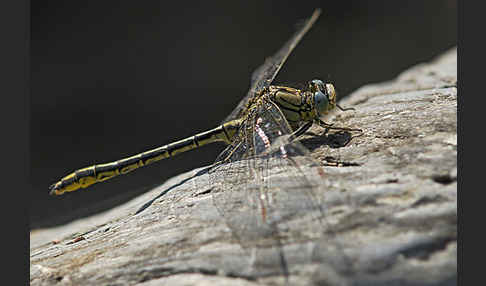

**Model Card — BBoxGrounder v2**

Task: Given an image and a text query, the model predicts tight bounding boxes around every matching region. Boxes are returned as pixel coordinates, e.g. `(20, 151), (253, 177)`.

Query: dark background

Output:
(30, 1), (457, 229)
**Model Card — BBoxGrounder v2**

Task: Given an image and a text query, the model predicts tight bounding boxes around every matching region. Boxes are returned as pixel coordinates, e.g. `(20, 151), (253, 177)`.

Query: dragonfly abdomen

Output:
(49, 121), (240, 196)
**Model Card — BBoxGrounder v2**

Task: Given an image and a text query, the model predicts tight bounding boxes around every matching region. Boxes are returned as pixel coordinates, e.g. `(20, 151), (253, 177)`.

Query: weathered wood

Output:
(31, 48), (457, 286)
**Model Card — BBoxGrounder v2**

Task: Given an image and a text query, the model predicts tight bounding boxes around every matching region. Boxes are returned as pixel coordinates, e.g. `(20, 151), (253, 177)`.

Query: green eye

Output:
(314, 91), (329, 116)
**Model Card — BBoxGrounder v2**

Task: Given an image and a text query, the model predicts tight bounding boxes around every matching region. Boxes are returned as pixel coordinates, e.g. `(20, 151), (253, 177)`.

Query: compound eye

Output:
(314, 90), (329, 116)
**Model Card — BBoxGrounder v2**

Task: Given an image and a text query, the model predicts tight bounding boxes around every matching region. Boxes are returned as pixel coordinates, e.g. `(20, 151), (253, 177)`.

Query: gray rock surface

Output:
(30, 47), (457, 286)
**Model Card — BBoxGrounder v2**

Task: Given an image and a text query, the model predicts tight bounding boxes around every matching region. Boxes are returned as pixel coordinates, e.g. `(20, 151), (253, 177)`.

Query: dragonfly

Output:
(49, 9), (359, 276)
(48, 9), (357, 197)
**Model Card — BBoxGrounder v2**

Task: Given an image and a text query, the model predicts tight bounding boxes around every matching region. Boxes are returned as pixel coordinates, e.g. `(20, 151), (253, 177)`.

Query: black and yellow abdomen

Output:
(49, 120), (241, 195)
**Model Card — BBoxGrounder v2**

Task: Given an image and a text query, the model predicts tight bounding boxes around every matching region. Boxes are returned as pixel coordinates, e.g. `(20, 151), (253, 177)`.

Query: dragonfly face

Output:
(309, 79), (337, 117)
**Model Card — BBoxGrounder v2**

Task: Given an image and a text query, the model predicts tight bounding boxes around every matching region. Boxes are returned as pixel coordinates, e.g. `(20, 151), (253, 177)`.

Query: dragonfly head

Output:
(309, 79), (336, 117)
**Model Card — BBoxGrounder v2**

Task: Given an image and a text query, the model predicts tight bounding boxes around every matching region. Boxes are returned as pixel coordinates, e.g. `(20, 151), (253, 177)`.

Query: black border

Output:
(0, 0), (29, 283)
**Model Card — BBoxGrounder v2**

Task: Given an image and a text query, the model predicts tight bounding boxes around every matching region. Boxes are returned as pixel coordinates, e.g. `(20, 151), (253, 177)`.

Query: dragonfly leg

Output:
(289, 121), (313, 141)
(336, 103), (355, 111)
(318, 119), (333, 127)
(317, 119), (363, 133)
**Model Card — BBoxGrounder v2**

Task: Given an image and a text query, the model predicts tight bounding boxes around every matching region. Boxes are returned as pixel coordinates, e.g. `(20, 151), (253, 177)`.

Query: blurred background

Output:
(30, 1), (457, 229)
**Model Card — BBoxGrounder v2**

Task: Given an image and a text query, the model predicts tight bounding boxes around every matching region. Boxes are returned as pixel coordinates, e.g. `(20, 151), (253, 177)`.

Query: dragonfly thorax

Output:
(267, 86), (314, 130)
(267, 80), (337, 130)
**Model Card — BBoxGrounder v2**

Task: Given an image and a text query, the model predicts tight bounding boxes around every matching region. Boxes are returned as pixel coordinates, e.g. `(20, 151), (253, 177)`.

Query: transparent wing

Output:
(210, 97), (327, 274)
(223, 9), (321, 123)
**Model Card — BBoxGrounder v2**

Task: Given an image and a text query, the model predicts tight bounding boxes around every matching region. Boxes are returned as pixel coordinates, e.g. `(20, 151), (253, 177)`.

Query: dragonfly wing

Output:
(223, 9), (321, 123)
(211, 97), (327, 275)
